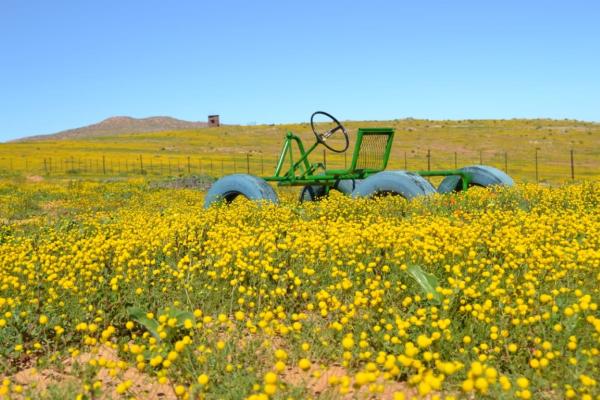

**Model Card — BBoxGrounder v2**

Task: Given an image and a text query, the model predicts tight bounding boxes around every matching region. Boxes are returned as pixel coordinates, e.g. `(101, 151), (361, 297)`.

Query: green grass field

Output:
(1, 119), (599, 184)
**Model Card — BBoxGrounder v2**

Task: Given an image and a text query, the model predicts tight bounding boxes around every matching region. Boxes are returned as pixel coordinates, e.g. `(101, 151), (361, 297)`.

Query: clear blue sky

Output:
(1, 1), (599, 140)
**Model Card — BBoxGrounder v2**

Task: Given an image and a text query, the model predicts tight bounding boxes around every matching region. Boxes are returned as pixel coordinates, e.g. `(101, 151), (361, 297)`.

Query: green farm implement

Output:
(204, 111), (513, 207)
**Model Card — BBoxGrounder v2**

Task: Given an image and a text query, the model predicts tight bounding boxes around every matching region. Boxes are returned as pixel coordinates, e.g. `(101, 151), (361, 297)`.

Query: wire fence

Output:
(0, 148), (598, 184)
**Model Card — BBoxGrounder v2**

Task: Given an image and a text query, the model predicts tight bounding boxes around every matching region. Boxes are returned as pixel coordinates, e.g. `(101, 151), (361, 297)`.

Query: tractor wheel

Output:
(204, 174), (279, 208)
(437, 165), (514, 193)
(351, 171), (436, 199)
(299, 180), (360, 202)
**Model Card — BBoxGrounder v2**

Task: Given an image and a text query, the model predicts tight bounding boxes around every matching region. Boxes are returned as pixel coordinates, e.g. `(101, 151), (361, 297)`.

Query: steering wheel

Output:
(310, 111), (349, 153)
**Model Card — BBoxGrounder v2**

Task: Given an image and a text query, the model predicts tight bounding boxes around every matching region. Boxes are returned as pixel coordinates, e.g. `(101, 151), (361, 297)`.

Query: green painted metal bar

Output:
(415, 170), (472, 190)
(273, 132), (315, 177)
(273, 137), (290, 176)
(265, 126), (475, 190)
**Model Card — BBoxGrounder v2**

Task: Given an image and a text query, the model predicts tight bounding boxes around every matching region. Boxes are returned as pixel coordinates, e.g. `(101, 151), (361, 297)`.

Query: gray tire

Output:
(204, 174), (279, 208)
(299, 179), (360, 202)
(438, 165), (514, 193)
(351, 171), (436, 199)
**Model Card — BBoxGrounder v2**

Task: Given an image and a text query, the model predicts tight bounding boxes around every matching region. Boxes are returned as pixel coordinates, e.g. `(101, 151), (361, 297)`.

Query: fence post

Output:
(570, 149), (575, 181)
(246, 153), (250, 174)
(427, 149), (431, 171)
(102, 156), (106, 175)
(187, 156), (191, 174)
(404, 151), (407, 169)
(139, 155), (144, 174)
(344, 152), (347, 168)
(44, 158), (48, 174)
(234, 159), (237, 173)
(504, 152), (508, 173)
(323, 150), (327, 169)
(535, 148), (539, 182)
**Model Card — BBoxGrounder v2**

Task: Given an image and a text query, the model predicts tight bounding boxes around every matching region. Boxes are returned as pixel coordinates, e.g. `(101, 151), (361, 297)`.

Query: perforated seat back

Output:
(350, 128), (395, 172)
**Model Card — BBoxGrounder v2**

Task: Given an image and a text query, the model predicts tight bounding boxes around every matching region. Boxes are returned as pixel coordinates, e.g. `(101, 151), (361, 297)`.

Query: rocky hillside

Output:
(17, 116), (209, 141)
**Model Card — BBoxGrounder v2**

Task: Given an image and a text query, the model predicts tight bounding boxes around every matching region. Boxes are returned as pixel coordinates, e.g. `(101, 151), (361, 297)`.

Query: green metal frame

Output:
(263, 127), (471, 190)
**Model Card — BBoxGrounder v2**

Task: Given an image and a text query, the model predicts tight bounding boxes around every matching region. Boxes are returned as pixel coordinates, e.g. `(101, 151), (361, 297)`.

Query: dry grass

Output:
(1, 118), (599, 183)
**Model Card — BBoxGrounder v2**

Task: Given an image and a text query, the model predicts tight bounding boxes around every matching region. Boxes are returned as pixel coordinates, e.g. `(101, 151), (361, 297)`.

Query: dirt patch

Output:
(25, 175), (44, 183)
(40, 200), (68, 217)
(149, 175), (214, 190)
(11, 367), (78, 395)
(282, 364), (418, 399)
(5, 345), (176, 400)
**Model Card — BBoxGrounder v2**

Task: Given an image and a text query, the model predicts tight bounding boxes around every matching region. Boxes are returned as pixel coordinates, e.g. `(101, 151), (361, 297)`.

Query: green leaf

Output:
(128, 306), (161, 341)
(406, 264), (441, 303)
(166, 308), (195, 327)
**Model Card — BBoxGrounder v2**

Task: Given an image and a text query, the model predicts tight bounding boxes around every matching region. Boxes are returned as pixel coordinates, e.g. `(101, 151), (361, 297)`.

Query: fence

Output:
(0, 148), (598, 184)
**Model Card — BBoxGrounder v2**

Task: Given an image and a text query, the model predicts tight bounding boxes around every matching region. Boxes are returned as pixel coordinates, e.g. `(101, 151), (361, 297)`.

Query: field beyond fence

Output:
(0, 147), (597, 184)
(1, 118), (599, 184)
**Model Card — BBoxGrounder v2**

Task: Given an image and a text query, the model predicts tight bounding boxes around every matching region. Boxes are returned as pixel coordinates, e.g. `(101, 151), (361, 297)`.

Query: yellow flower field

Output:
(0, 178), (599, 399)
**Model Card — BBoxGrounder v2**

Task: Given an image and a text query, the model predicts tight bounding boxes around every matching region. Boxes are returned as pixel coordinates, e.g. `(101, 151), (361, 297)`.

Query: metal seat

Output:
(349, 128), (395, 173)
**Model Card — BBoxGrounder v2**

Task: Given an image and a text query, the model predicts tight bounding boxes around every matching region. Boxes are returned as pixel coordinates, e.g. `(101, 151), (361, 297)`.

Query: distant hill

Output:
(15, 116), (209, 141)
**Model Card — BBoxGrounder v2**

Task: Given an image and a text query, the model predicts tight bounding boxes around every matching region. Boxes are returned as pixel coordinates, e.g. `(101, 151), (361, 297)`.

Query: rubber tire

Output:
(204, 174), (279, 208)
(299, 179), (360, 202)
(438, 165), (514, 193)
(351, 171), (436, 199)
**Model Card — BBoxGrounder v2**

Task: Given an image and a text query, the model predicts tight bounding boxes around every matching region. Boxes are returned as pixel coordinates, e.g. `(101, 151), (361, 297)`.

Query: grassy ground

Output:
(1, 119), (599, 184)
(0, 177), (599, 399)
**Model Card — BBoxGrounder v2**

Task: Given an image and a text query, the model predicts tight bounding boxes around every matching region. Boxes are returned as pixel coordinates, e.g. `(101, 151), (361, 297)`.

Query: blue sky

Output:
(1, 1), (599, 140)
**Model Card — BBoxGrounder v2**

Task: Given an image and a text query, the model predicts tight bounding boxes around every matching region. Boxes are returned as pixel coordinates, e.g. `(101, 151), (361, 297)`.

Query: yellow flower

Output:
(274, 349), (288, 360)
(342, 336), (354, 349)
(174, 385), (186, 396)
(516, 377), (529, 388)
(197, 374), (209, 386)
(461, 379), (474, 392)
(298, 358), (311, 371)
(264, 372), (277, 384)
